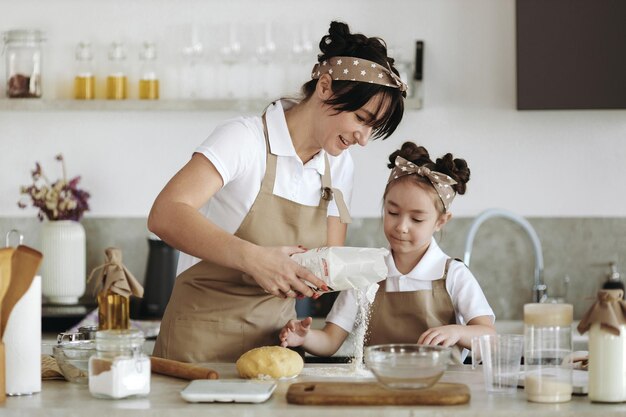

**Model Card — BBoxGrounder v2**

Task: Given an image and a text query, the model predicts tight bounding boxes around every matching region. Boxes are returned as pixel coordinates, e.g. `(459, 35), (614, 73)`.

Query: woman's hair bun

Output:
(319, 21), (390, 65)
(387, 142), (471, 195)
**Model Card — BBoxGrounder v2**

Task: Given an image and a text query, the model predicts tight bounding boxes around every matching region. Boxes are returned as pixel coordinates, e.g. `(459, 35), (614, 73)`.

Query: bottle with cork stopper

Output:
(577, 289), (626, 402)
(523, 303), (574, 403)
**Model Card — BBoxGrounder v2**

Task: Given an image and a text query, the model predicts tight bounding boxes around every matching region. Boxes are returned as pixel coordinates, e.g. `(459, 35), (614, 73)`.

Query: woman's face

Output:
(383, 179), (449, 259)
(318, 93), (389, 156)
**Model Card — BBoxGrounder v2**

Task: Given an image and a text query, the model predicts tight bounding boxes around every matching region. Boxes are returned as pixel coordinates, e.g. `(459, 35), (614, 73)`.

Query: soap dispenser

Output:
(602, 262), (625, 294)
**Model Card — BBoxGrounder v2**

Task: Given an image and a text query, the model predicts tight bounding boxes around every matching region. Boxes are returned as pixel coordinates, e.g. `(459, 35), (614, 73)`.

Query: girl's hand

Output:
(417, 325), (462, 347)
(280, 317), (313, 347)
(244, 246), (328, 299)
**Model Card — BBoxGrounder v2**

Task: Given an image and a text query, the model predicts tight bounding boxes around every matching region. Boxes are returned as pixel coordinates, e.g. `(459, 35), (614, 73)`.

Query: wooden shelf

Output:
(0, 97), (422, 112)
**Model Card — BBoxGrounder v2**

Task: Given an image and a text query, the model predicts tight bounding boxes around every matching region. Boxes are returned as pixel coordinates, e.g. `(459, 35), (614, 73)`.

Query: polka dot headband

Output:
(388, 156), (457, 212)
(311, 56), (407, 92)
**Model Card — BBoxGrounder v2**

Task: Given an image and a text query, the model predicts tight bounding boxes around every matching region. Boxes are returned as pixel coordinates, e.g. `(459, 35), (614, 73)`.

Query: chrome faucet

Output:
(463, 208), (547, 303)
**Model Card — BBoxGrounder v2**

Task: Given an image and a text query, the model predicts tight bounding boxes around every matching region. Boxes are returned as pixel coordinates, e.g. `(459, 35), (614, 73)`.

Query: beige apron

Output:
(153, 114), (351, 362)
(366, 258), (463, 363)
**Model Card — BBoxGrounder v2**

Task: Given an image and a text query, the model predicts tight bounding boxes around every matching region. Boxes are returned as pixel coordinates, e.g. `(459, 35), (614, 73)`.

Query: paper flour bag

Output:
(291, 247), (389, 291)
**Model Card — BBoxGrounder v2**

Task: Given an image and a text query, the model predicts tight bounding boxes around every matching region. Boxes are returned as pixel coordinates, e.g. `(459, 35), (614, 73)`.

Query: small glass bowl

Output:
(53, 340), (96, 384)
(365, 344), (452, 390)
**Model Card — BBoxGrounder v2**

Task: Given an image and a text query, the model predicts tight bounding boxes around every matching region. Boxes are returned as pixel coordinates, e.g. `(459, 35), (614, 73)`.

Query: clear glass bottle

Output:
(587, 289), (626, 402)
(106, 42), (127, 100)
(3, 29), (44, 98)
(97, 289), (129, 330)
(74, 42), (95, 100)
(138, 42), (159, 100)
(88, 329), (150, 399)
(523, 303), (573, 403)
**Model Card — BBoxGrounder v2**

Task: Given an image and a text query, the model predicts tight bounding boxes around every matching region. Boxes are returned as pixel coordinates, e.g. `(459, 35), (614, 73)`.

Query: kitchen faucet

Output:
(463, 208), (547, 303)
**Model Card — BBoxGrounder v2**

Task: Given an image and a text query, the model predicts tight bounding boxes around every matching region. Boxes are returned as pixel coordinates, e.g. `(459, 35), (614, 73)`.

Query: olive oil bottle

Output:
(139, 42), (159, 100)
(97, 290), (130, 330)
(106, 42), (128, 100)
(74, 42), (96, 99)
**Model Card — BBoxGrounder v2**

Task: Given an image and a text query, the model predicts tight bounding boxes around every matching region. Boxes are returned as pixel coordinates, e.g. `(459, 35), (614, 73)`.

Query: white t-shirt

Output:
(176, 100), (355, 274)
(326, 237), (495, 333)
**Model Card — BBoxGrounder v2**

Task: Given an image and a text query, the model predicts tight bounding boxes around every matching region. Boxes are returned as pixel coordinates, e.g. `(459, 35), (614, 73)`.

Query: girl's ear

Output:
(315, 73), (334, 100)
(435, 212), (452, 231)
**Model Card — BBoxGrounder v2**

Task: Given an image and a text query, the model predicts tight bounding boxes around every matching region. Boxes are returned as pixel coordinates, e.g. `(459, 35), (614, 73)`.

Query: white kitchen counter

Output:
(2, 364), (624, 417)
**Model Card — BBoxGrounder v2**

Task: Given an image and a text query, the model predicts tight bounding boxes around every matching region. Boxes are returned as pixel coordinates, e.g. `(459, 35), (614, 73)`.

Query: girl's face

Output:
(383, 179), (450, 259)
(318, 93), (389, 156)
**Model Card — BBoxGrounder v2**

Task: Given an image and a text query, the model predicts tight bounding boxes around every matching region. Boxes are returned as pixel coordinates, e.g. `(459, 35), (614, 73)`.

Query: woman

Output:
(149, 21), (406, 362)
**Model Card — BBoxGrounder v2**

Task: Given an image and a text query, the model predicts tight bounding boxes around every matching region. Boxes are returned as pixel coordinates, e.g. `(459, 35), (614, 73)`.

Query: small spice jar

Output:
(3, 29), (44, 98)
(578, 289), (626, 402)
(523, 303), (573, 403)
(88, 329), (150, 399)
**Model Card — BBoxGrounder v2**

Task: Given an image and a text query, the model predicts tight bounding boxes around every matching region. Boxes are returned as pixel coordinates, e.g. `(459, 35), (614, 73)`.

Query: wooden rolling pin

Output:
(150, 356), (219, 380)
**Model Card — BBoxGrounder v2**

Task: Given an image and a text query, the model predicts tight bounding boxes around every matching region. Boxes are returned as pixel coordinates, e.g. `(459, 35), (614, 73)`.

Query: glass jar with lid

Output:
(3, 29), (44, 98)
(106, 42), (128, 100)
(523, 303), (573, 403)
(139, 42), (159, 100)
(88, 329), (150, 399)
(74, 42), (95, 99)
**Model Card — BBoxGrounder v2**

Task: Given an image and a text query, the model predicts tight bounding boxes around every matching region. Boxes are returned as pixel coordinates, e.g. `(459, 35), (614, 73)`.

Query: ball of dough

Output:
(236, 346), (304, 379)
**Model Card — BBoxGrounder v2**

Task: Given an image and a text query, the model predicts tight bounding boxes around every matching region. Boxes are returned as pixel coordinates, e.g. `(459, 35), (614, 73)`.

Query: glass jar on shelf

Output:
(139, 42), (159, 100)
(88, 329), (150, 399)
(3, 29), (44, 98)
(106, 42), (127, 100)
(74, 41), (95, 100)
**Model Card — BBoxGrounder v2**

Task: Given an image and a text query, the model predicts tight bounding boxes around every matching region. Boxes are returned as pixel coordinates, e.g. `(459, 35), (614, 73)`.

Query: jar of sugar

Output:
(88, 329), (150, 399)
(523, 303), (573, 403)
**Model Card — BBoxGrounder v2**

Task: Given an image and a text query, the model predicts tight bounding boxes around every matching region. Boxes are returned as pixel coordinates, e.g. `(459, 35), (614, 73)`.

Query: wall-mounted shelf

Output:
(0, 98), (271, 112)
(0, 97), (422, 112)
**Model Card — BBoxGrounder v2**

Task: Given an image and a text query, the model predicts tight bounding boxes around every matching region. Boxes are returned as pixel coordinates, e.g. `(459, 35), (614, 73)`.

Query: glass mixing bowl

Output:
(53, 340), (96, 384)
(365, 344), (452, 389)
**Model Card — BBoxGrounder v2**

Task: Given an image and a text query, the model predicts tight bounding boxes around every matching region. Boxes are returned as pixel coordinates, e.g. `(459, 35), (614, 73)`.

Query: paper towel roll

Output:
(3, 275), (41, 395)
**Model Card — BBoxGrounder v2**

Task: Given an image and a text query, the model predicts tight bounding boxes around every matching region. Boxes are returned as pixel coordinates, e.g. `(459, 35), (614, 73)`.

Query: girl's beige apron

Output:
(153, 116), (350, 362)
(366, 258), (463, 363)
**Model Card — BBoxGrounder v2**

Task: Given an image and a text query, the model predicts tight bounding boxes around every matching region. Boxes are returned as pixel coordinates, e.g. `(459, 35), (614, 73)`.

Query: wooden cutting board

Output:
(287, 381), (470, 406)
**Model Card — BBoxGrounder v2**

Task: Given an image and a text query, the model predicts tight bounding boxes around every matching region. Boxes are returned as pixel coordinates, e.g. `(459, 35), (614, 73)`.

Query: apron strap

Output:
(321, 153), (352, 224)
(259, 112), (279, 195)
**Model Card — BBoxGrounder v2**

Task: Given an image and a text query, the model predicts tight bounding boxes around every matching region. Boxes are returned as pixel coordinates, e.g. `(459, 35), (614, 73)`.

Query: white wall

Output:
(2, 0), (625, 218)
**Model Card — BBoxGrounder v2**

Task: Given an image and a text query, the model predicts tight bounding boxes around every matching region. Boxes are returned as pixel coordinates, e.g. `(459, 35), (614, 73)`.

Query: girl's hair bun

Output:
(387, 142), (471, 195)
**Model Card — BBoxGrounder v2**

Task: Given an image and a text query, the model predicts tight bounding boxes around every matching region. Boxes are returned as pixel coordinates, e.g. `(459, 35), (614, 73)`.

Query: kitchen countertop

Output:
(2, 364), (624, 417)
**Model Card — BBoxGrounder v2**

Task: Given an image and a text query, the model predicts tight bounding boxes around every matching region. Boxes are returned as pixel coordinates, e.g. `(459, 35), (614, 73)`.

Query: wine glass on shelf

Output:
(252, 21), (280, 100)
(287, 23), (314, 95)
(180, 23), (204, 99)
(217, 22), (245, 99)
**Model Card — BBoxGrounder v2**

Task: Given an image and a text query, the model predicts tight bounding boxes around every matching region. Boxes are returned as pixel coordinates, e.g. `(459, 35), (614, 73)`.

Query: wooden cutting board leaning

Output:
(287, 381), (470, 406)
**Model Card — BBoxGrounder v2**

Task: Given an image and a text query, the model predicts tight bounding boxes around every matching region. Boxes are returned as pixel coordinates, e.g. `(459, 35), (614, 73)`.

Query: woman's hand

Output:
(280, 317), (313, 347)
(244, 245), (328, 299)
(417, 325), (462, 347)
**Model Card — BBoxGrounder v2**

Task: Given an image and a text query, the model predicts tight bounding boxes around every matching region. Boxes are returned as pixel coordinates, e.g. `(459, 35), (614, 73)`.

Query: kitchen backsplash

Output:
(1, 216), (624, 320)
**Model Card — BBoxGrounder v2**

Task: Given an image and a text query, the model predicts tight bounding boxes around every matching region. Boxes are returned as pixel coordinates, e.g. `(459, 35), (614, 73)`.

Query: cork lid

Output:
(524, 303), (573, 326)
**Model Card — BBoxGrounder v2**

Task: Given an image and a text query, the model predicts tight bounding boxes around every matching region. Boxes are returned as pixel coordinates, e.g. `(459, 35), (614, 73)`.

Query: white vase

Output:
(40, 220), (86, 305)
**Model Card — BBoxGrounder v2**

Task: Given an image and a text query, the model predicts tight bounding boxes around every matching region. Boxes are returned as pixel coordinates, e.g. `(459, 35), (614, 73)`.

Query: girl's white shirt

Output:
(326, 237), (495, 333)
(176, 99), (354, 275)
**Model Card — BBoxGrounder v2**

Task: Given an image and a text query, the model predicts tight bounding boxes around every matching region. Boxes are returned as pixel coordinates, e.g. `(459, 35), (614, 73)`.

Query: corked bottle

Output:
(577, 289), (626, 403)
(89, 247), (144, 330)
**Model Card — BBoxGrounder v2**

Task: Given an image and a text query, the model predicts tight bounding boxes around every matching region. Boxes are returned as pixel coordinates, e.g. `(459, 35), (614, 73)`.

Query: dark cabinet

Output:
(516, 0), (626, 110)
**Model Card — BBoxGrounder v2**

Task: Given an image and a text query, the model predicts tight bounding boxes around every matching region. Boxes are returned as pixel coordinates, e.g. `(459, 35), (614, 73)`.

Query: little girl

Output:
(279, 142), (495, 362)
